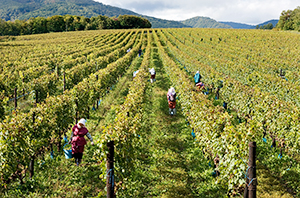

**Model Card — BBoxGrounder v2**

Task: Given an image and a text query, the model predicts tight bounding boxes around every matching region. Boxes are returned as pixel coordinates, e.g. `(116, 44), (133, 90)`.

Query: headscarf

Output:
(149, 68), (155, 74)
(77, 118), (86, 128)
(133, 70), (139, 77)
(168, 87), (176, 95)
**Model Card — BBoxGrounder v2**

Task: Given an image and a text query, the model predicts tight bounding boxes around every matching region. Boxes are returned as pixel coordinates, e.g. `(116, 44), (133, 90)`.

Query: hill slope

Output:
(218, 21), (255, 29)
(219, 19), (279, 29)
(181, 16), (232, 28)
(0, 0), (190, 28)
(257, 19), (279, 27)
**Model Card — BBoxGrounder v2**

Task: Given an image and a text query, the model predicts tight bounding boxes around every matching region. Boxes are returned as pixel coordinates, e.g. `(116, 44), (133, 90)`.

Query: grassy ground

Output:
(257, 163), (294, 198)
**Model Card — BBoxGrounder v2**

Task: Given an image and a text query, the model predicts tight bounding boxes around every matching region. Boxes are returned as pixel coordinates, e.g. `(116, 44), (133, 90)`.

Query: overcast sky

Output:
(94, 0), (299, 25)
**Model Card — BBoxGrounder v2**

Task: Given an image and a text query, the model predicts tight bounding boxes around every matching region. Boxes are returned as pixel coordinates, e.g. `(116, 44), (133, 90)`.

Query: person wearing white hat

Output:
(149, 68), (156, 83)
(133, 70), (139, 78)
(69, 118), (94, 166)
(167, 87), (176, 115)
(194, 71), (201, 85)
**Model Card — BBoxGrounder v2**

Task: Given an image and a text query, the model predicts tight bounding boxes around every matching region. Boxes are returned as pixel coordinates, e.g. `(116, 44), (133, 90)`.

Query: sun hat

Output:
(78, 118), (86, 126)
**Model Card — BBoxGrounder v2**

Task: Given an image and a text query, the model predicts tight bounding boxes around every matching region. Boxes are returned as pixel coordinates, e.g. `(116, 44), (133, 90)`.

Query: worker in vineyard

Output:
(194, 71), (201, 85)
(149, 68), (156, 83)
(138, 48), (142, 57)
(196, 82), (205, 92)
(127, 48), (131, 53)
(133, 70), (139, 79)
(213, 155), (220, 177)
(69, 118), (94, 166)
(167, 87), (176, 115)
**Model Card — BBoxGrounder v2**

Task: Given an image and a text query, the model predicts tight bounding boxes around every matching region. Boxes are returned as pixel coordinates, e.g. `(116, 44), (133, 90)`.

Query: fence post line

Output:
(107, 140), (115, 198)
(248, 142), (257, 198)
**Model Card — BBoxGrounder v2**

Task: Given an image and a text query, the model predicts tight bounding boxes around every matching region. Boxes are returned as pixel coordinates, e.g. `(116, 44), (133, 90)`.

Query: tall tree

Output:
(32, 17), (48, 34)
(277, 7), (300, 31)
(47, 15), (65, 32)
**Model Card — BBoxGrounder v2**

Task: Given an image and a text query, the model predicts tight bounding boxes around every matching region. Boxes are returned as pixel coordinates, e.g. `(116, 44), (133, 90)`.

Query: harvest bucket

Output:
(63, 143), (73, 159)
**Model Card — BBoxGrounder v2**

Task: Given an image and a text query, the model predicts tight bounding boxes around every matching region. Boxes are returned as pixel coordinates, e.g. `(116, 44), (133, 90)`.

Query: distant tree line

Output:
(256, 23), (274, 30)
(0, 14), (151, 36)
(277, 6), (300, 31)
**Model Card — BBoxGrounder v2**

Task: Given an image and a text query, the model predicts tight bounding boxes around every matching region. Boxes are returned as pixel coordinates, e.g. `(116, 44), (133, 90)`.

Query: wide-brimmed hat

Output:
(78, 118), (86, 126)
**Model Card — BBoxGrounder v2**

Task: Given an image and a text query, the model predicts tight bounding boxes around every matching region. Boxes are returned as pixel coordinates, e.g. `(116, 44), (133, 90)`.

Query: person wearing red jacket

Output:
(167, 87), (176, 115)
(69, 118), (94, 166)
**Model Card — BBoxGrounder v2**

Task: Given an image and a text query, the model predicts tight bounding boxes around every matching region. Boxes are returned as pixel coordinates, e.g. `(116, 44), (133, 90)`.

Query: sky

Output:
(94, 0), (299, 25)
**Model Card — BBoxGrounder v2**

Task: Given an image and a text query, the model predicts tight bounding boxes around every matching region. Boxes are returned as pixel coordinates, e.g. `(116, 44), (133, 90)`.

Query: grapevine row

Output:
(156, 29), (300, 194)
(0, 31), (144, 185)
(94, 31), (151, 192)
(0, 31), (131, 98)
(161, 29), (300, 154)
(2, 31), (139, 117)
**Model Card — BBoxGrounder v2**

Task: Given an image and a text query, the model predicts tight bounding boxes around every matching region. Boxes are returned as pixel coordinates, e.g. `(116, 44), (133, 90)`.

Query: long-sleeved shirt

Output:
(70, 131), (93, 142)
(70, 124), (93, 143)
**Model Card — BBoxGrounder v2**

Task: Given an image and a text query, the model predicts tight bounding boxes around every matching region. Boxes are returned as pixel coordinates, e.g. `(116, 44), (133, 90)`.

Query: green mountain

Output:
(0, 0), (190, 28)
(257, 20), (278, 28)
(218, 21), (255, 29)
(219, 20), (279, 29)
(181, 16), (232, 28)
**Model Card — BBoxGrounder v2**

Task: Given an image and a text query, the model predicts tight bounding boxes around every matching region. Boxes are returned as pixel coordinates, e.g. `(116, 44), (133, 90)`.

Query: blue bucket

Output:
(63, 143), (73, 159)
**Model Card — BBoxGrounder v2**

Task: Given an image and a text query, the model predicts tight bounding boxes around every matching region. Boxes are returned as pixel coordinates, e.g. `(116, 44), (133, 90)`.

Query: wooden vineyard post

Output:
(96, 75), (99, 109)
(216, 87), (220, 100)
(14, 87), (17, 110)
(87, 106), (90, 119)
(29, 156), (35, 179)
(75, 99), (78, 124)
(30, 112), (36, 179)
(22, 77), (26, 99)
(35, 90), (38, 107)
(248, 142), (257, 198)
(56, 65), (59, 78)
(107, 141), (115, 198)
(58, 129), (62, 152)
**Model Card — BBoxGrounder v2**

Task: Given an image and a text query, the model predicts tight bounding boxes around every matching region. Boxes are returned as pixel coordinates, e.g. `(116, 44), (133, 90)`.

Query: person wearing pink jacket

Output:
(69, 118), (94, 166)
(167, 87), (176, 115)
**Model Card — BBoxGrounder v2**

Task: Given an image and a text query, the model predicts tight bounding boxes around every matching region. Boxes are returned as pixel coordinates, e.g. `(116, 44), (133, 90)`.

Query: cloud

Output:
(116, 1), (178, 12)
(95, 0), (300, 24)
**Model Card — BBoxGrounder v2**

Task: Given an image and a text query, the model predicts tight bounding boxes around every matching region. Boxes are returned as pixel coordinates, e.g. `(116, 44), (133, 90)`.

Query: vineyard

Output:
(0, 28), (300, 197)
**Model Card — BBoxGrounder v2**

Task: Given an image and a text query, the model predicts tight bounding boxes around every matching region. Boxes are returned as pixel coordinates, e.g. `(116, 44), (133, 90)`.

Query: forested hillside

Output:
(0, 0), (190, 28)
(0, 14), (151, 36)
(181, 16), (232, 28)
